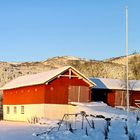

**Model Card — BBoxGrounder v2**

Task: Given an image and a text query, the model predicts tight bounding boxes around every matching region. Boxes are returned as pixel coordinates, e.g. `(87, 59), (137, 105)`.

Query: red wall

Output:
(107, 92), (115, 107)
(45, 76), (90, 104)
(131, 91), (140, 107)
(107, 90), (140, 107)
(3, 85), (46, 105)
(3, 70), (91, 105)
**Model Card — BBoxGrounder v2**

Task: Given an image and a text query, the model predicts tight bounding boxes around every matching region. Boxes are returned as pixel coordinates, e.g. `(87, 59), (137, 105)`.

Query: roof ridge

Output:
(0, 66), (95, 90)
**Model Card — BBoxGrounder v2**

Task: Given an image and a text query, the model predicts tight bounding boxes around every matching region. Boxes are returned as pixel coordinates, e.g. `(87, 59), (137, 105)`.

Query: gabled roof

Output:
(90, 77), (140, 91)
(1, 66), (96, 90)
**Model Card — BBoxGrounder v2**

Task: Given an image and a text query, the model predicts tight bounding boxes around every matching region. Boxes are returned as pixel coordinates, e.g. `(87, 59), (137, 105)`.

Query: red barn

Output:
(1, 66), (95, 121)
(90, 78), (140, 108)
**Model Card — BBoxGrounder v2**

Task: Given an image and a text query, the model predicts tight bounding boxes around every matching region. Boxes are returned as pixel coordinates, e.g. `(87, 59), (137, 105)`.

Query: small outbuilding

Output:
(90, 78), (140, 108)
(1, 66), (95, 121)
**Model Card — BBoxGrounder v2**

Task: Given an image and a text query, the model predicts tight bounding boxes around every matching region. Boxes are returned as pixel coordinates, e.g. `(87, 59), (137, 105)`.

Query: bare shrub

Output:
(85, 127), (88, 136)
(124, 123), (128, 135)
(91, 120), (95, 129)
(128, 133), (137, 140)
(103, 125), (109, 140)
(105, 118), (111, 127)
(136, 115), (140, 124)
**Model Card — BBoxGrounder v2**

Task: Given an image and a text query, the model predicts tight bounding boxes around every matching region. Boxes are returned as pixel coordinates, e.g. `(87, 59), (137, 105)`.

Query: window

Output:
(7, 106), (10, 114)
(14, 106), (17, 114)
(21, 106), (24, 114)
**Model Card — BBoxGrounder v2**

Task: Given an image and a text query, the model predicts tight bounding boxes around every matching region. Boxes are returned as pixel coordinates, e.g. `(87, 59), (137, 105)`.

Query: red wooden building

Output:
(1, 66), (95, 121)
(90, 78), (140, 108)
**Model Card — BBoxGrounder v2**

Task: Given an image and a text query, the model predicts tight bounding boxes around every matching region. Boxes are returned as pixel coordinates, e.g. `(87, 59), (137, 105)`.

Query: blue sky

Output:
(0, 0), (139, 62)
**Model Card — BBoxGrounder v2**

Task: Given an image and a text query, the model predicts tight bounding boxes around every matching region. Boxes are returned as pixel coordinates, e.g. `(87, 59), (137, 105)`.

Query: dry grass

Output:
(0, 54), (139, 88)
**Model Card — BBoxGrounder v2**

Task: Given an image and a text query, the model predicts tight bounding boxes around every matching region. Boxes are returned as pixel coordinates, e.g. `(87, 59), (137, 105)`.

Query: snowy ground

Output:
(0, 102), (140, 140)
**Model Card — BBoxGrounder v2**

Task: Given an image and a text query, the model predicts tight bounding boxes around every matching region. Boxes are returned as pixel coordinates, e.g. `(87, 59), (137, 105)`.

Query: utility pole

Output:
(125, 6), (129, 113)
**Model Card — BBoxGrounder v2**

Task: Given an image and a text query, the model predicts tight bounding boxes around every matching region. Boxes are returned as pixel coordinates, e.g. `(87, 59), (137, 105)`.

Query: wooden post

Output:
(69, 69), (72, 79)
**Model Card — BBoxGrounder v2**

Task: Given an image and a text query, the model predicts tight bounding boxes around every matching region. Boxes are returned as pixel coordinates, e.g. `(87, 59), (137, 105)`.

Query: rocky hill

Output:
(0, 54), (139, 87)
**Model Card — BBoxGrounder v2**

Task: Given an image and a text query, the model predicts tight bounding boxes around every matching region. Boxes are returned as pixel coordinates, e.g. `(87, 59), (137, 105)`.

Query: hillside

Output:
(106, 53), (140, 79)
(106, 53), (140, 65)
(0, 54), (139, 87)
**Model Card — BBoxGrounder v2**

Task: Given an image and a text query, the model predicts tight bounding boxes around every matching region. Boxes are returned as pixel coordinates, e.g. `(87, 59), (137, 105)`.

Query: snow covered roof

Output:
(130, 80), (140, 91)
(1, 66), (95, 90)
(89, 78), (140, 91)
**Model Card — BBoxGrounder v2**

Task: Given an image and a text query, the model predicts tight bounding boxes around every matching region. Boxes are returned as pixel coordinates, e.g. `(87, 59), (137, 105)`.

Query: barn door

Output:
(115, 91), (126, 106)
(68, 86), (89, 102)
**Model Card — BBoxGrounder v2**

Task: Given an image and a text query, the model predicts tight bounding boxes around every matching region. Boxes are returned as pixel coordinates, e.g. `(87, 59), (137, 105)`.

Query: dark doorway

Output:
(91, 89), (109, 103)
